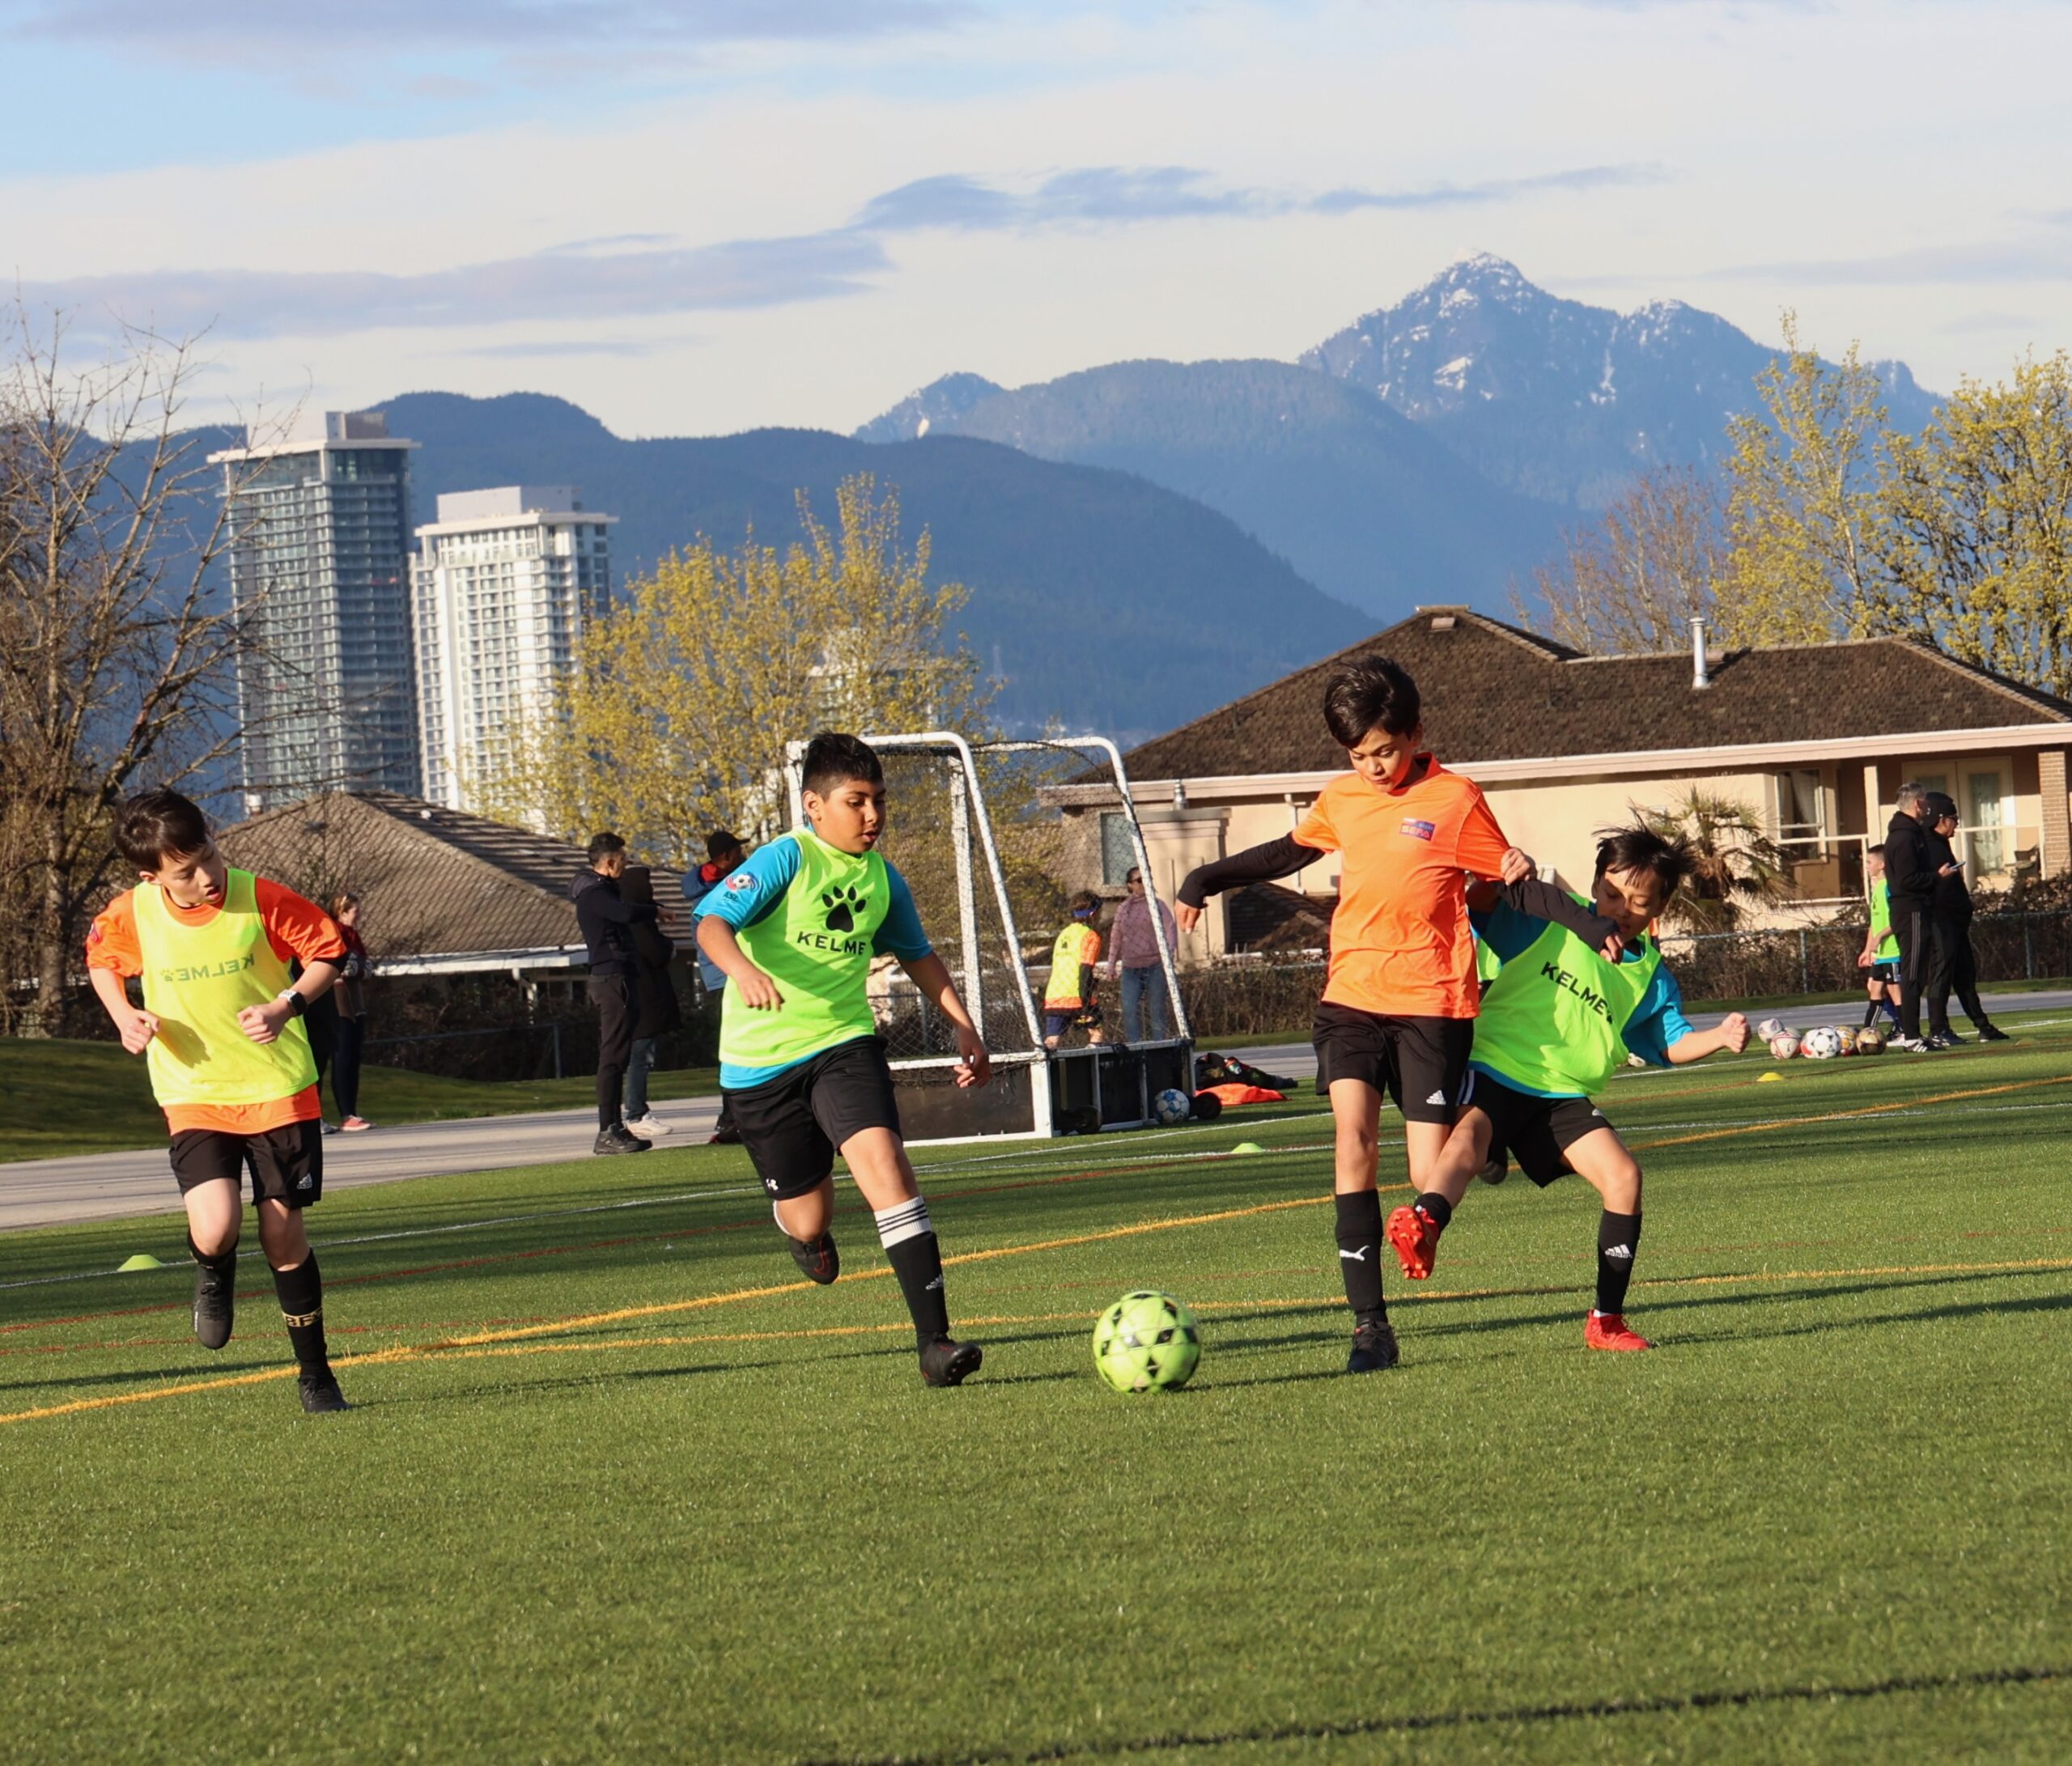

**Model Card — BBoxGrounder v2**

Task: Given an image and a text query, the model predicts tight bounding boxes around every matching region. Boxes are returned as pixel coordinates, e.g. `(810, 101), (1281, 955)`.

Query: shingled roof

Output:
(1121, 609), (2072, 780)
(217, 791), (690, 967)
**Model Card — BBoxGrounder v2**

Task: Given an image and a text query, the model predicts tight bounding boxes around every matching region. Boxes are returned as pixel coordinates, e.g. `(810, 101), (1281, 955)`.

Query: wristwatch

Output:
(274, 987), (307, 1018)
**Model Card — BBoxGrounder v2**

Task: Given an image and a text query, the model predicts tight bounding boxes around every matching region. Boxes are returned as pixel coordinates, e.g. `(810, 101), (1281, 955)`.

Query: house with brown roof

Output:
(216, 790), (692, 974)
(1061, 609), (2072, 959)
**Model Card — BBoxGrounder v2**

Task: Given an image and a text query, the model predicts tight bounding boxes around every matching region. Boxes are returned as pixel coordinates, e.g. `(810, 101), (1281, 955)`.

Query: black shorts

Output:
(1463, 1070), (1616, 1187)
(169, 1121), (324, 1208)
(1312, 1003), (1474, 1123)
(1044, 1006), (1102, 1039)
(1869, 962), (1898, 984)
(724, 1036), (903, 1199)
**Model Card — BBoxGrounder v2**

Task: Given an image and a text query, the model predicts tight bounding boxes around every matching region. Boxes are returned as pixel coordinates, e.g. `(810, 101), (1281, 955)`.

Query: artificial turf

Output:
(2, 1011), (2070, 1763)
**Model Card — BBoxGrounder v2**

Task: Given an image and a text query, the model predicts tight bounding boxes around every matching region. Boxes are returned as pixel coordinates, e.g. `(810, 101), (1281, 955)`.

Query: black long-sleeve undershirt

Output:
(1178, 838), (1620, 949)
(1177, 836), (1322, 906)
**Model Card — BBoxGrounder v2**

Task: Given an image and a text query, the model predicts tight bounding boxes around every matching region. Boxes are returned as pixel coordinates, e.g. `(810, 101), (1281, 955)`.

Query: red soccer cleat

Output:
(1385, 1204), (1441, 1280)
(1585, 1312), (1652, 1352)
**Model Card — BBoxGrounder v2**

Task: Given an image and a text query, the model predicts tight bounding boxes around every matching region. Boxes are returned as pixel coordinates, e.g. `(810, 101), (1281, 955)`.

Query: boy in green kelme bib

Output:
(694, 733), (991, 1387)
(1385, 822), (1750, 1352)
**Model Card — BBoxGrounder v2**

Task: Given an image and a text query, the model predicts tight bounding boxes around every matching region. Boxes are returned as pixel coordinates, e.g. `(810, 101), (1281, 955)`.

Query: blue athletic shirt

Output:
(692, 833), (932, 1089)
(1468, 898), (1696, 1093)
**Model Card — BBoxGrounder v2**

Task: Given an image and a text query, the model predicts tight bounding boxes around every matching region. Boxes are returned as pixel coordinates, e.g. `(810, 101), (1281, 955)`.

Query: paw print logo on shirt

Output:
(822, 884), (867, 932)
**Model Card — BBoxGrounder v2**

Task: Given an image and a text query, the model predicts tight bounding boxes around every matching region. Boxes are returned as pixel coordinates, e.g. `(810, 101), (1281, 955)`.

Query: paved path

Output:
(6, 988), (2066, 1233)
(0, 1094), (724, 1233)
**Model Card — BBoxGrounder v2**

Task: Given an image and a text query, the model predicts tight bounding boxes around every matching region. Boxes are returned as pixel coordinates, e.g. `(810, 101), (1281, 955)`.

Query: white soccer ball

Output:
(1768, 1032), (1802, 1060)
(1802, 1026), (1844, 1060)
(1153, 1088), (1193, 1126)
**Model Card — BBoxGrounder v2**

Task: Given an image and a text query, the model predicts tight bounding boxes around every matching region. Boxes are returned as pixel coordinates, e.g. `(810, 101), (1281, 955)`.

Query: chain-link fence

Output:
(1171, 910), (2072, 1038)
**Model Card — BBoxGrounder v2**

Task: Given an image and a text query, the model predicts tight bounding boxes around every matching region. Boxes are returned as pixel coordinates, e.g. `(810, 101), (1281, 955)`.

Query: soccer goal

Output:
(781, 731), (1194, 1144)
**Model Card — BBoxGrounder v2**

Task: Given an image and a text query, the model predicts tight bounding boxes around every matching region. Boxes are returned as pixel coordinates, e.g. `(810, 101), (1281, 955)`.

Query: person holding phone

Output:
(1923, 792), (2007, 1048)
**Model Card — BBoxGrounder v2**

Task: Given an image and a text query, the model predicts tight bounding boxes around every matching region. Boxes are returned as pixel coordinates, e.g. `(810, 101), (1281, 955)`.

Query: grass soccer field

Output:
(4, 1017), (2070, 1764)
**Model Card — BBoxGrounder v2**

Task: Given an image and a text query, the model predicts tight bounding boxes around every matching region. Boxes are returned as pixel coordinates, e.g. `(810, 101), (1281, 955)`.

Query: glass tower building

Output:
(210, 411), (421, 809)
(410, 486), (614, 820)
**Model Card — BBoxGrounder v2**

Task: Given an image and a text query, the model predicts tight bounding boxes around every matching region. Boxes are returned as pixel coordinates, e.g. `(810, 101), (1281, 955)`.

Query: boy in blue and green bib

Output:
(694, 732), (992, 1388)
(1385, 822), (1751, 1352)
(1857, 843), (1904, 1034)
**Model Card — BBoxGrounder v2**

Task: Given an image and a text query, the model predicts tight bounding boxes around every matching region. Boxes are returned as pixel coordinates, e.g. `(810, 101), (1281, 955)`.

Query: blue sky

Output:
(6, 0), (2070, 435)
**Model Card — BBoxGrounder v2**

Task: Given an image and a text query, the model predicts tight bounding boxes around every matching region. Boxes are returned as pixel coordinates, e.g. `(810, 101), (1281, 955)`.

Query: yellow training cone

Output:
(117, 1253), (168, 1272)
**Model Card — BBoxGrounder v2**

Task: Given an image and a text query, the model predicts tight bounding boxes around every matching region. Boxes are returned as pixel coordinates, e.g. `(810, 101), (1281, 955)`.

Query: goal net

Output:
(781, 732), (1193, 1143)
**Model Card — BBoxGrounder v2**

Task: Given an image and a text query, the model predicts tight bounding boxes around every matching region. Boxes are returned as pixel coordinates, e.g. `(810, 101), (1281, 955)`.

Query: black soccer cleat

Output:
(1977, 1023), (2010, 1042)
(298, 1371), (350, 1414)
(193, 1259), (236, 1351)
(1926, 1030), (1961, 1051)
(1346, 1320), (1400, 1374)
(1475, 1152), (1510, 1186)
(593, 1124), (650, 1155)
(919, 1335), (983, 1387)
(787, 1232), (840, 1284)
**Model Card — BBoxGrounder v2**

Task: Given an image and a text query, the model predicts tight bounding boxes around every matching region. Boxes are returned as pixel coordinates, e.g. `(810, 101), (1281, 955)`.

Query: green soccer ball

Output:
(1092, 1290), (1202, 1393)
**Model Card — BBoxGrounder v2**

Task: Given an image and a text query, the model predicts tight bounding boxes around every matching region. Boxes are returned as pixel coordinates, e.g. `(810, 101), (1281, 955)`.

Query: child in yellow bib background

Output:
(86, 788), (353, 1414)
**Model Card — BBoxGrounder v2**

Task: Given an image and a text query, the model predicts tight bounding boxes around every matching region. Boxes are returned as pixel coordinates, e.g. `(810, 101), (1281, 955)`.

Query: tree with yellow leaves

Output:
(1721, 313), (1895, 644)
(494, 475), (990, 869)
(1877, 352), (2072, 699)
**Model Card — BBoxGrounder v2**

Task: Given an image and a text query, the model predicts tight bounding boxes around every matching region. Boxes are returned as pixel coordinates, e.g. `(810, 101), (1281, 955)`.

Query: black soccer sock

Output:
(187, 1232), (236, 1274)
(1335, 1190), (1387, 1326)
(1862, 999), (1882, 1028)
(875, 1199), (952, 1345)
(1595, 1211), (1641, 1317)
(1413, 1191), (1453, 1231)
(272, 1253), (331, 1377)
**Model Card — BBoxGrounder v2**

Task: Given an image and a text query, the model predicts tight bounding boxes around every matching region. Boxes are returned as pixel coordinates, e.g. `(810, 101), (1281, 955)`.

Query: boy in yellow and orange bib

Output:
(86, 789), (352, 1413)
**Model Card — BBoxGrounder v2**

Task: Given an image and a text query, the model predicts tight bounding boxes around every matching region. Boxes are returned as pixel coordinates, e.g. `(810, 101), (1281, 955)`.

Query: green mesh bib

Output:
(1471, 898), (1661, 1097)
(720, 829), (892, 1073)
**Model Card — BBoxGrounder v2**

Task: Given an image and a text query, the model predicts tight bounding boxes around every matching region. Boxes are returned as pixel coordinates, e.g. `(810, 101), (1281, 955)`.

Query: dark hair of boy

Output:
(800, 731), (885, 796)
(706, 829), (743, 862)
(1321, 656), (1422, 749)
(1069, 889), (1102, 916)
(116, 787), (212, 870)
(1592, 823), (1696, 896)
(586, 831), (627, 865)
(1868, 843), (1886, 858)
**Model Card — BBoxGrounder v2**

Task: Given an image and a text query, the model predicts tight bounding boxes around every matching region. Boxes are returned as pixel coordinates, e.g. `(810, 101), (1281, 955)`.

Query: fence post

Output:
(1798, 929), (1809, 994)
(2025, 917), (2036, 981)
(551, 1021), (563, 1080)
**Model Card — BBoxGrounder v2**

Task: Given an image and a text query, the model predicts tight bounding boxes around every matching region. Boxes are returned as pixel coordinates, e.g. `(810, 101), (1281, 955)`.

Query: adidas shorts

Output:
(169, 1121), (324, 1208)
(1868, 961), (1899, 984)
(1311, 1004), (1473, 1124)
(1461, 1070), (1614, 1187)
(724, 1035), (903, 1200)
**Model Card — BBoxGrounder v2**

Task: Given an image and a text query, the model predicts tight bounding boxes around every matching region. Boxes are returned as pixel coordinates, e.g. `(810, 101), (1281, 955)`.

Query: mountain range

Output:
(363, 393), (1369, 739)
(857, 254), (1941, 614)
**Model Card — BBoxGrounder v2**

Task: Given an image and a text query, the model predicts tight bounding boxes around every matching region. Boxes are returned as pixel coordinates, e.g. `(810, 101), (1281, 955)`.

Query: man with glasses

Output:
(1105, 867), (1180, 1043)
(1923, 792), (2009, 1048)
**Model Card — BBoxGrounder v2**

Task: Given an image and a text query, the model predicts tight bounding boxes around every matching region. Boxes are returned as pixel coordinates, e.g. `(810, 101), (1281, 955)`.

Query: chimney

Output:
(1690, 615), (1711, 690)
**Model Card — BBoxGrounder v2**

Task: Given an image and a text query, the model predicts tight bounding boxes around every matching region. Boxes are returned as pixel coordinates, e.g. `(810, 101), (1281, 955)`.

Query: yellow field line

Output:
(0, 1194), (1337, 1426)
(1631, 1072), (2072, 1149)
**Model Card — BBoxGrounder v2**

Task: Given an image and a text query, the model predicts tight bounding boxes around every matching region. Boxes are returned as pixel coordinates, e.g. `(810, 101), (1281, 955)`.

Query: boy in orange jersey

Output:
(1178, 655), (1614, 1373)
(86, 788), (352, 1413)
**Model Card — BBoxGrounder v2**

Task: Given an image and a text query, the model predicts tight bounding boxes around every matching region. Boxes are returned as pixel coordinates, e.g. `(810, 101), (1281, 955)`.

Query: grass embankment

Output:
(3, 1010), (2070, 1761)
(0, 1038), (718, 1164)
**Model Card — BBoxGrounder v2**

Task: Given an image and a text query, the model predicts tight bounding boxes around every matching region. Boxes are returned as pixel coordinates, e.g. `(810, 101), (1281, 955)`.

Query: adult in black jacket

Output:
(1881, 783), (1940, 1049)
(571, 832), (659, 1154)
(619, 863), (685, 1137)
(1923, 793), (2007, 1045)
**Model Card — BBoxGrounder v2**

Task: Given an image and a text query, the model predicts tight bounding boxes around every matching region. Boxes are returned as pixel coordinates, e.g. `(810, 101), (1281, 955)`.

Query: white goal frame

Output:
(780, 730), (1192, 1144)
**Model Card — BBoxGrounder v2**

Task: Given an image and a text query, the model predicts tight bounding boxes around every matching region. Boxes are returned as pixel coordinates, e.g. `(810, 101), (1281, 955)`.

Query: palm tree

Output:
(1641, 789), (1792, 932)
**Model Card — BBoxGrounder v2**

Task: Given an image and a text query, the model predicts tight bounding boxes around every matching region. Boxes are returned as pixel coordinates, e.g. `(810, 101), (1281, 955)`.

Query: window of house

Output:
(1099, 813), (1138, 885)
(1777, 769), (1825, 852)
